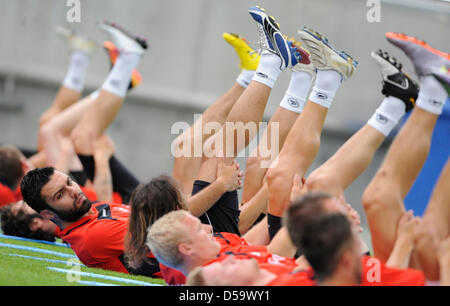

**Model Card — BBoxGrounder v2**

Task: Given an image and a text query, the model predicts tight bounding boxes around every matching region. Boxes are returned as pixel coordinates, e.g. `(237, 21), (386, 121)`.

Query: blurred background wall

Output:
(0, 0), (448, 246)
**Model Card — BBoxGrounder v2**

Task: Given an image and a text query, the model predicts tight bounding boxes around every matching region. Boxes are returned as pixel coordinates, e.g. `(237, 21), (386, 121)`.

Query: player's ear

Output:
(340, 250), (353, 269)
(40, 209), (56, 220)
(21, 159), (31, 175)
(29, 217), (42, 231)
(178, 242), (193, 256)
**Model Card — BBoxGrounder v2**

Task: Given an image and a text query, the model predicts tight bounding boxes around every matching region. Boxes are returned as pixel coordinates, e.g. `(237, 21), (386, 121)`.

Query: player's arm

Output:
(187, 155), (242, 217)
(238, 183), (268, 235)
(53, 137), (76, 175)
(385, 211), (419, 269)
(92, 135), (115, 202)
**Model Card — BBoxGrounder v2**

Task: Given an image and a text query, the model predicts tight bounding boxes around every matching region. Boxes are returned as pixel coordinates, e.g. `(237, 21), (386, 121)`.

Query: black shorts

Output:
(77, 154), (140, 204)
(192, 180), (241, 236)
(267, 213), (282, 241)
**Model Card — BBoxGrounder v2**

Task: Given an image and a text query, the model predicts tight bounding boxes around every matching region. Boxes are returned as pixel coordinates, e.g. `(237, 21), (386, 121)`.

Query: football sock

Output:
(308, 69), (342, 108)
(252, 51), (282, 88)
(62, 50), (90, 92)
(368, 96), (406, 136)
(101, 52), (141, 98)
(416, 75), (448, 115)
(280, 71), (313, 113)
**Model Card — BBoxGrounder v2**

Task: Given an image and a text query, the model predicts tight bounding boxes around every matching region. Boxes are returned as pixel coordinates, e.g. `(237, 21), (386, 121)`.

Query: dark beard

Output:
(53, 197), (92, 223)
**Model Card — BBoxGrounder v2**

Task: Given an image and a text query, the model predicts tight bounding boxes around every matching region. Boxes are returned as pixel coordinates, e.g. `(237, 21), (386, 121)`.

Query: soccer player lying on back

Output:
(38, 27), (145, 204)
(16, 22), (161, 276)
(0, 26), (142, 241)
(185, 208), (422, 286)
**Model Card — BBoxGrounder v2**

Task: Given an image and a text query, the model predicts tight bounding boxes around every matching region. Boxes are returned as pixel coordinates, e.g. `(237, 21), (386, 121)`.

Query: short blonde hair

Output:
(185, 266), (206, 286)
(146, 210), (190, 269)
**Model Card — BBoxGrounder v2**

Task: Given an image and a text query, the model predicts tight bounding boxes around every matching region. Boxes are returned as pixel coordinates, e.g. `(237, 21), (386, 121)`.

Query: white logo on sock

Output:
(288, 98), (299, 108)
(376, 114), (388, 125)
(316, 92), (328, 100)
(256, 72), (268, 79)
(109, 79), (120, 88)
(429, 99), (442, 106)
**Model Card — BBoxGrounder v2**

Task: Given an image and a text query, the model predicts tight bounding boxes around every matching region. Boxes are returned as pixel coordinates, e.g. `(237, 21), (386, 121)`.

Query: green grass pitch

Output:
(0, 234), (166, 286)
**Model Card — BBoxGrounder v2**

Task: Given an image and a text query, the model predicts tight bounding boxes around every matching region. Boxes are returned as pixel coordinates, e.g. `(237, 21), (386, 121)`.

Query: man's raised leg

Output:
(38, 27), (95, 150)
(362, 33), (449, 263)
(416, 66), (450, 279)
(191, 6), (302, 233)
(71, 22), (147, 155)
(172, 33), (260, 195)
(265, 27), (358, 240)
(241, 41), (313, 204)
(415, 157), (450, 280)
(306, 49), (418, 197)
(198, 6), (302, 180)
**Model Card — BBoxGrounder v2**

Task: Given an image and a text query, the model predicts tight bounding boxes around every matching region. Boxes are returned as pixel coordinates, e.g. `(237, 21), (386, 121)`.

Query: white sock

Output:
(101, 52), (141, 98)
(416, 76), (448, 115)
(280, 71), (313, 113)
(236, 69), (255, 88)
(252, 51), (282, 88)
(368, 96), (406, 136)
(308, 70), (342, 108)
(62, 51), (89, 92)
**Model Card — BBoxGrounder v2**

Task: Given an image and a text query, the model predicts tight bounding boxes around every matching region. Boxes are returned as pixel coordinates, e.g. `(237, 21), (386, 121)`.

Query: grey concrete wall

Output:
(0, 0), (448, 129)
(0, 0), (449, 247)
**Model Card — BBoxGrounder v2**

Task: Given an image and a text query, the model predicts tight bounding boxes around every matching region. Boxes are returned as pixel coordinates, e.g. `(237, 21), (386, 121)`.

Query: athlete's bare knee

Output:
(305, 171), (339, 194)
(362, 186), (392, 214)
(70, 129), (91, 155)
(266, 166), (285, 187)
(39, 121), (58, 145)
(266, 166), (291, 201)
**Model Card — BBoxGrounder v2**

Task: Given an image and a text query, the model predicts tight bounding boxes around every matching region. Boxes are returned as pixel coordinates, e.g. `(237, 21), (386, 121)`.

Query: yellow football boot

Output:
(223, 32), (260, 70)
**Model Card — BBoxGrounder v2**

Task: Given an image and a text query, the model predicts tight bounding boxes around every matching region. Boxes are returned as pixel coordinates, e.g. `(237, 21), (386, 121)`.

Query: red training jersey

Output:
(161, 232), (273, 285)
(0, 184), (21, 207)
(361, 255), (425, 286)
(60, 202), (159, 277)
(160, 232), (297, 286)
(267, 255), (425, 286)
(266, 269), (314, 286)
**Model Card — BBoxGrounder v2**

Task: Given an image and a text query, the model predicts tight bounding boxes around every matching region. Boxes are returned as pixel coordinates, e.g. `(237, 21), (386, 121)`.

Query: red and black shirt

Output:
(60, 202), (160, 277)
(160, 232), (297, 285)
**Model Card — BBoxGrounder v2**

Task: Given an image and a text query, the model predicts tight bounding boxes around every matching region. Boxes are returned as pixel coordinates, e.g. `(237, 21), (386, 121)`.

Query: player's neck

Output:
(52, 208), (96, 230)
(183, 258), (206, 277)
(84, 207), (96, 217)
